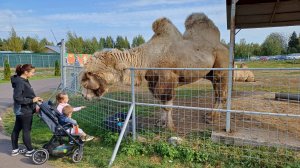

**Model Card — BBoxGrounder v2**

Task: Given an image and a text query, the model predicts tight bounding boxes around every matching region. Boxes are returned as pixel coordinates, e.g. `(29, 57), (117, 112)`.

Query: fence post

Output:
(226, 0), (237, 133)
(73, 63), (77, 92)
(7, 55), (10, 66)
(30, 54), (32, 65)
(60, 39), (66, 89)
(48, 55), (50, 68)
(130, 68), (136, 141)
(109, 104), (135, 167)
(42, 55), (45, 67)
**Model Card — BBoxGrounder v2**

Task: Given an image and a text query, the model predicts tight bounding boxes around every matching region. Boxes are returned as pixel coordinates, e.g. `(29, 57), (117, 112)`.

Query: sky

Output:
(0, 0), (300, 44)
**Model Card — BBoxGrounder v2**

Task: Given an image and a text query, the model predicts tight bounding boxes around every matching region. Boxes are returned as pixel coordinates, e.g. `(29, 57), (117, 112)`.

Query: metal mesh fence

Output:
(63, 65), (300, 166)
(0, 53), (60, 68)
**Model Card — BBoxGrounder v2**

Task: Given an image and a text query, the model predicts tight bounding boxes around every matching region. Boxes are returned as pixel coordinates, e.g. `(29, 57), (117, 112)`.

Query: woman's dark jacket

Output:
(11, 75), (36, 116)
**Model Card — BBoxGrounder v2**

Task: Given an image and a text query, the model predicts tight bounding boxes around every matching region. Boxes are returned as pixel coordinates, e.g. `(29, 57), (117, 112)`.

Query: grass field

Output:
(236, 60), (300, 68)
(0, 68), (59, 84)
(3, 90), (300, 168)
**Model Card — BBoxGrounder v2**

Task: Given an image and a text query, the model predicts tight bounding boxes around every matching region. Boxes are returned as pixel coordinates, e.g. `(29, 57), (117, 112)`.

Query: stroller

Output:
(31, 101), (84, 165)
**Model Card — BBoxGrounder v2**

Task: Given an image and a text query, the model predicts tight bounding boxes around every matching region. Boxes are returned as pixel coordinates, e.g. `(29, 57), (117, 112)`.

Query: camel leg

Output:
(156, 100), (175, 131)
(206, 71), (227, 124)
(212, 73), (228, 122)
(156, 110), (167, 127)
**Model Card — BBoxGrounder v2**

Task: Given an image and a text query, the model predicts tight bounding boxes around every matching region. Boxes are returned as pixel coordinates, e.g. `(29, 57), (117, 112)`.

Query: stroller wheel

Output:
(32, 149), (49, 165)
(72, 148), (83, 163)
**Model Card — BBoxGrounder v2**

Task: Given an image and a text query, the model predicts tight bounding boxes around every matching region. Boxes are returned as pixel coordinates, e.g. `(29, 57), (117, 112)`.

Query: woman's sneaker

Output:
(11, 149), (20, 156)
(11, 148), (28, 156)
(25, 150), (35, 157)
(19, 149), (27, 154)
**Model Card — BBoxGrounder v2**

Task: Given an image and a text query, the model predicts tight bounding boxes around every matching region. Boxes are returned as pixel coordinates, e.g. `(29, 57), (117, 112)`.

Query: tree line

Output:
(1, 27), (299, 56)
(0, 28), (54, 53)
(0, 28), (145, 54)
(233, 31), (300, 58)
(65, 32), (145, 54)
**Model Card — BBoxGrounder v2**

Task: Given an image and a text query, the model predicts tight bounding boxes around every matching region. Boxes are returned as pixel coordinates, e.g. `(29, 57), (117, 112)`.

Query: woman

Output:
(10, 64), (42, 157)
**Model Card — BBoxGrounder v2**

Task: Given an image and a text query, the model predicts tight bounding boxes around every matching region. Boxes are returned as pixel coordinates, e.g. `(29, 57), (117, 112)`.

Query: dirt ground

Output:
(131, 73), (300, 148)
(107, 70), (300, 148)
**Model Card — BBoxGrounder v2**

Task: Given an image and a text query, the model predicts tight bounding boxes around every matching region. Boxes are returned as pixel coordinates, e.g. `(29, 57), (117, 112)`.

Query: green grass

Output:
(3, 108), (300, 168)
(0, 68), (59, 84)
(3, 92), (300, 168)
(238, 60), (300, 68)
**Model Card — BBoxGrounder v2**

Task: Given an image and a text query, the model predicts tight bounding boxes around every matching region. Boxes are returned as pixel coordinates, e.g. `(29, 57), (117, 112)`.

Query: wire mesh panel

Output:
(63, 65), (300, 166)
(0, 53), (60, 68)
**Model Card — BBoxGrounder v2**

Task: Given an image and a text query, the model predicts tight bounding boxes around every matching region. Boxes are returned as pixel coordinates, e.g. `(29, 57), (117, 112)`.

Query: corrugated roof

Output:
(227, 0), (300, 29)
(45, 45), (61, 53)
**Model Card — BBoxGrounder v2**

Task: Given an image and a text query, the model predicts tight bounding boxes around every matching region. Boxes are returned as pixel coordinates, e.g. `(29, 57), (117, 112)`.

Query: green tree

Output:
(4, 59), (11, 80)
(30, 38), (45, 53)
(3, 27), (23, 52)
(287, 31), (299, 54)
(250, 43), (261, 56)
(235, 39), (248, 58)
(40, 38), (53, 46)
(91, 37), (99, 51)
(124, 37), (130, 49)
(83, 37), (99, 54)
(23, 37), (33, 50)
(22, 36), (44, 52)
(105, 36), (114, 48)
(261, 33), (287, 56)
(234, 39), (262, 58)
(99, 37), (106, 50)
(0, 38), (3, 50)
(131, 35), (145, 48)
(115, 36), (125, 49)
(66, 32), (84, 53)
(54, 60), (60, 76)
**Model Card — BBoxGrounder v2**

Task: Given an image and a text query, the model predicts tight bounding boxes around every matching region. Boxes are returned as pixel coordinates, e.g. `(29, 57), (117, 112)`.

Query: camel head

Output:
(79, 50), (129, 100)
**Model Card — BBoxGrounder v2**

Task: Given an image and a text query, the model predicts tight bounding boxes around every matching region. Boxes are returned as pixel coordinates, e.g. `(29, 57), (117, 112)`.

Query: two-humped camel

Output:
(80, 13), (229, 131)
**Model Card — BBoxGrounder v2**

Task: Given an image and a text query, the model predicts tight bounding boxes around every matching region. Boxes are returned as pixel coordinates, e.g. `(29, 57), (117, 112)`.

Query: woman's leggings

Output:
(11, 115), (33, 151)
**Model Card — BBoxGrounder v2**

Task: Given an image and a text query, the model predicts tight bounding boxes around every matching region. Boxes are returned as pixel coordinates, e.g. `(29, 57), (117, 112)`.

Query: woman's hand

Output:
(81, 106), (86, 109)
(33, 97), (43, 103)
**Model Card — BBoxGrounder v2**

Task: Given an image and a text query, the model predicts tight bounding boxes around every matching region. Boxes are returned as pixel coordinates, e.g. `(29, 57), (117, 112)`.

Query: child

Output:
(60, 105), (94, 142)
(56, 92), (86, 114)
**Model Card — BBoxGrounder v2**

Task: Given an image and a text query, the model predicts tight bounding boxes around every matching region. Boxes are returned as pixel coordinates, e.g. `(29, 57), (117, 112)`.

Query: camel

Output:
(233, 63), (255, 82)
(80, 13), (229, 131)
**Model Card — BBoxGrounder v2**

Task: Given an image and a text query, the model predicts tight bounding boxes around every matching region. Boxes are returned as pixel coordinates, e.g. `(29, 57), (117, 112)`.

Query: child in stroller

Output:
(31, 101), (86, 165)
(60, 105), (94, 142)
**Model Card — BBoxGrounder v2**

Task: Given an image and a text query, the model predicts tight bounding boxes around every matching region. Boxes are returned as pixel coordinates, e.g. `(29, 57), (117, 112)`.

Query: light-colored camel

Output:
(233, 63), (255, 82)
(80, 13), (229, 131)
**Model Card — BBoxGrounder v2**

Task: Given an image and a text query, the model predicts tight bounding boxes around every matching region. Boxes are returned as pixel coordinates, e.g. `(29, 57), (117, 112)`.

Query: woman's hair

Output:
(56, 92), (68, 103)
(15, 64), (35, 76)
(62, 105), (73, 116)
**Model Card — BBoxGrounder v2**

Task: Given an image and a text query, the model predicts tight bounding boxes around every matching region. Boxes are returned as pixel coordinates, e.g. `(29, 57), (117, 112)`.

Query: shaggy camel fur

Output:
(80, 13), (229, 131)
(233, 63), (255, 82)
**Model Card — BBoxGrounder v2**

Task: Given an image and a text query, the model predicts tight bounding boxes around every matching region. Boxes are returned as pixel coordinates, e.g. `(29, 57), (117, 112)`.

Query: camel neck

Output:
(111, 47), (146, 68)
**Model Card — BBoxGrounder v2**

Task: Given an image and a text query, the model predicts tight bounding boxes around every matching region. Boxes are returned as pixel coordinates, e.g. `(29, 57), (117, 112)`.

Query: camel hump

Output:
(183, 13), (220, 46)
(152, 17), (182, 40)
